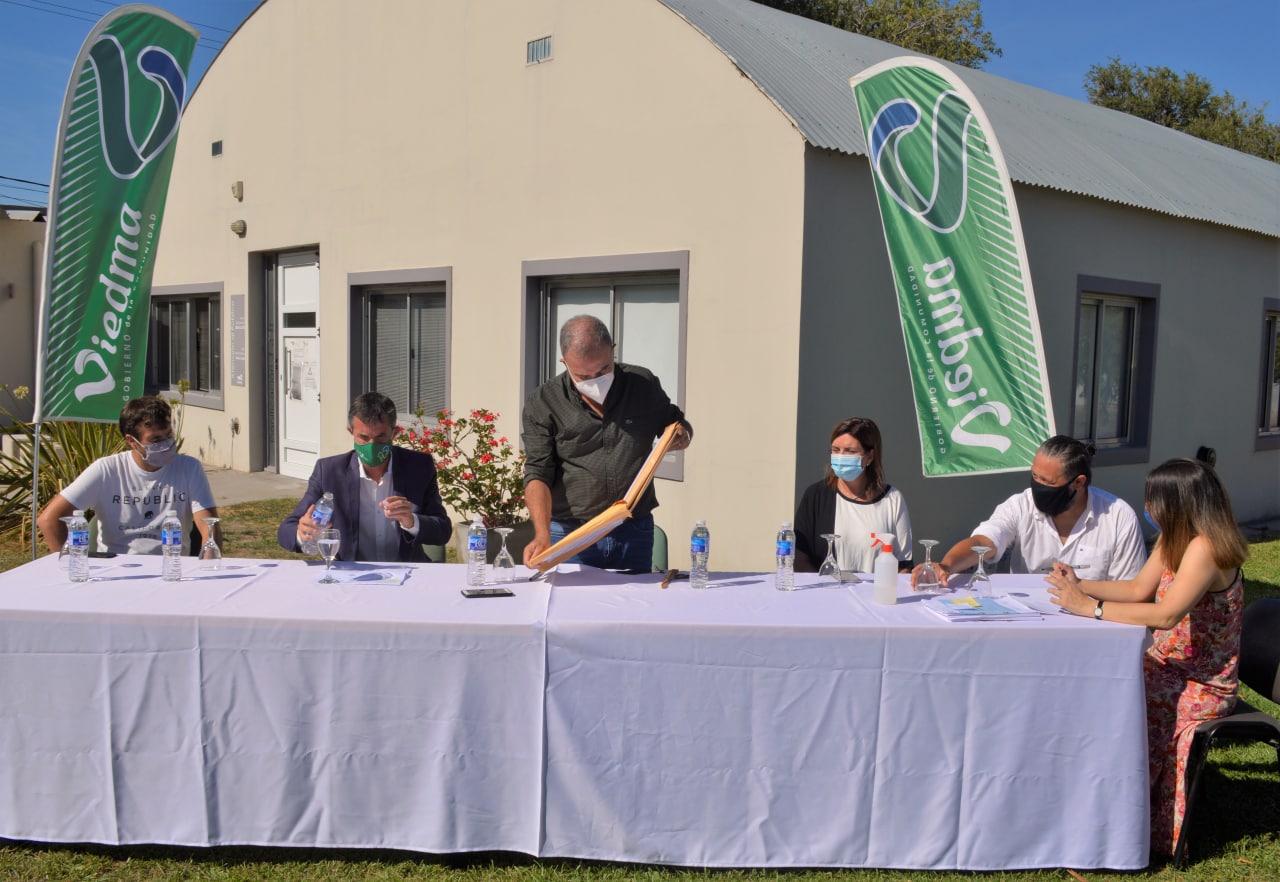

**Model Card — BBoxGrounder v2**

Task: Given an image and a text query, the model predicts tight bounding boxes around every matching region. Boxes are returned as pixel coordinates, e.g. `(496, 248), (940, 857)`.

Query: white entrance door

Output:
(277, 253), (321, 479)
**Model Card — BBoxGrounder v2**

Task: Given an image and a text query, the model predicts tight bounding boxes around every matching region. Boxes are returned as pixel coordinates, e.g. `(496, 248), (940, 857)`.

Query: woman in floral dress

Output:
(1046, 457), (1248, 857)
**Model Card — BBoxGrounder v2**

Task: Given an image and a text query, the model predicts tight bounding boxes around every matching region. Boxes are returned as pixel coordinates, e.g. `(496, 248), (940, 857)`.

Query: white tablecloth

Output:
(542, 570), (1151, 870)
(0, 557), (1150, 868)
(0, 554), (549, 853)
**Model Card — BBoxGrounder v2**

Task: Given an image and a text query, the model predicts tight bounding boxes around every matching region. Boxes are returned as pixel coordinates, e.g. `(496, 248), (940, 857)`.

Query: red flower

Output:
(393, 406), (527, 526)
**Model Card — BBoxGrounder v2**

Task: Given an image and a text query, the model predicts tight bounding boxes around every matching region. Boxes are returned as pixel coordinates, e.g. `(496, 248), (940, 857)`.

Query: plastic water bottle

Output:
(775, 521), (796, 591)
(690, 520), (710, 589)
(467, 515), (487, 586)
(67, 509), (90, 582)
(303, 491), (335, 554)
(161, 509), (183, 581)
(873, 532), (898, 605)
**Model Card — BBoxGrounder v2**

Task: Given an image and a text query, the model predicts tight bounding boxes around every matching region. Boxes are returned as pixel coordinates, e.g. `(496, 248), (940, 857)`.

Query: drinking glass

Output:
(57, 515), (76, 568)
(969, 544), (993, 596)
(818, 533), (841, 585)
(915, 539), (942, 593)
(199, 517), (222, 570)
(492, 527), (516, 584)
(318, 528), (341, 584)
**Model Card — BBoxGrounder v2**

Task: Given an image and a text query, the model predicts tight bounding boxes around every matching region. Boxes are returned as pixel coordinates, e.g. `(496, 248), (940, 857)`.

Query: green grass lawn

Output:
(1, 501), (1277, 881)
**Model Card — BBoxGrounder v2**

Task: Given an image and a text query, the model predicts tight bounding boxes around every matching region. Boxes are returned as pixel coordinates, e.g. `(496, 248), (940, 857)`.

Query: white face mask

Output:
(574, 370), (614, 405)
(134, 437), (177, 468)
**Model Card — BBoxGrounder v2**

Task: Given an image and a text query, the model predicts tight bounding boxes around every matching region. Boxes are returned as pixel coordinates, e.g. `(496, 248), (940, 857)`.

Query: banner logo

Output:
(851, 58), (1055, 476)
(867, 94), (971, 233)
(89, 35), (188, 179)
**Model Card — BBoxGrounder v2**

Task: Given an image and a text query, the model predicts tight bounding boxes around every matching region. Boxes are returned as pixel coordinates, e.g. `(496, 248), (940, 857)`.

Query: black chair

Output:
(1172, 597), (1280, 866)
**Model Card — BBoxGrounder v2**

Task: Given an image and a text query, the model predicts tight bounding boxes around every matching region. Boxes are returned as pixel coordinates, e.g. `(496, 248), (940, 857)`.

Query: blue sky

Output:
(1, 0), (1277, 206)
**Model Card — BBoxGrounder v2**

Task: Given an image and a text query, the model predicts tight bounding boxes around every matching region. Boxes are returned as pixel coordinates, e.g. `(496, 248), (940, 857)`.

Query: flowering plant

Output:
(395, 408), (527, 528)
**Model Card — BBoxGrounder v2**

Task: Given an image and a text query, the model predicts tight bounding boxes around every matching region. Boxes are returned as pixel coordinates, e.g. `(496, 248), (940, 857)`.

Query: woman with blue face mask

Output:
(793, 417), (914, 574)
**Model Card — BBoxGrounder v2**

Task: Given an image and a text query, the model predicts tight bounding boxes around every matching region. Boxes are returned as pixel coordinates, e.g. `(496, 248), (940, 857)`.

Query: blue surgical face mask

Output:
(830, 454), (863, 482)
(1144, 508), (1161, 533)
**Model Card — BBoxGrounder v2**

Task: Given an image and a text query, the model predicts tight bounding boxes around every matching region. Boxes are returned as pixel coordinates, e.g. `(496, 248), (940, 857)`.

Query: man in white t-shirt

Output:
(911, 435), (1146, 587)
(37, 397), (221, 555)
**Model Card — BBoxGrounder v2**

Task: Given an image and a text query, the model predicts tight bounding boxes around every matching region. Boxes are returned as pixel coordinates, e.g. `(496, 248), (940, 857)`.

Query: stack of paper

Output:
(925, 594), (1042, 622)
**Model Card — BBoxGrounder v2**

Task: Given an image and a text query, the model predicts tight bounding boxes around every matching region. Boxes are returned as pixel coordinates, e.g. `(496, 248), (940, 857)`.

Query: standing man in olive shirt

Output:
(521, 315), (692, 570)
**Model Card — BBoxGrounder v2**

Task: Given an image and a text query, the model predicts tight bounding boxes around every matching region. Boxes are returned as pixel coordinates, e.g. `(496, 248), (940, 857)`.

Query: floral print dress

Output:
(1142, 567), (1243, 856)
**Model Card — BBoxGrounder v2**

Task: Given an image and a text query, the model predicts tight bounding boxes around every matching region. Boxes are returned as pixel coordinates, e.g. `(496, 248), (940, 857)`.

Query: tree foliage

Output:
(753, 0), (1001, 69)
(1085, 58), (1279, 162)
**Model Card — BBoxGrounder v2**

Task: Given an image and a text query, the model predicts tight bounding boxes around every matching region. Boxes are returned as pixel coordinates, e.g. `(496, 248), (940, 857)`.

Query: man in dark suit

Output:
(278, 392), (451, 562)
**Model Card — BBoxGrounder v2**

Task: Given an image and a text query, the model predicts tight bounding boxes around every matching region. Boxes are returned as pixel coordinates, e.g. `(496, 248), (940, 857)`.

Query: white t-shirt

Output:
(832, 486), (914, 573)
(972, 485), (1146, 580)
(61, 451), (215, 554)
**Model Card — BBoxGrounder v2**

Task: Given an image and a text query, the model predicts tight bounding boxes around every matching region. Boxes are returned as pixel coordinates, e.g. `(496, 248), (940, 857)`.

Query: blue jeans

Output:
(550, 514), (654, 572)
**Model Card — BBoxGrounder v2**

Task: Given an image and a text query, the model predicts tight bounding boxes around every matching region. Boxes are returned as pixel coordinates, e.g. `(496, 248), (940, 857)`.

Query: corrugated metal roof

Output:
(659, 0), (1280, 238)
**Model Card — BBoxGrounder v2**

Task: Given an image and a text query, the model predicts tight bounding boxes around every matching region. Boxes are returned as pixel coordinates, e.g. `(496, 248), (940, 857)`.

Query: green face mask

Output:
(354, 440), (391, 467)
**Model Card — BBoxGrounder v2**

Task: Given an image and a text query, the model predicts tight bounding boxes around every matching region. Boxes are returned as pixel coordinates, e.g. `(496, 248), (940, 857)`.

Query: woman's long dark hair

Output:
(1145, 457), (1248, 572)
(823, 417), (887, 499)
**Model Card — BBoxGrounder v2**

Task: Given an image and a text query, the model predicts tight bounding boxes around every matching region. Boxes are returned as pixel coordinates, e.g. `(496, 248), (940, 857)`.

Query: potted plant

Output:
(395, 408), (530, 562)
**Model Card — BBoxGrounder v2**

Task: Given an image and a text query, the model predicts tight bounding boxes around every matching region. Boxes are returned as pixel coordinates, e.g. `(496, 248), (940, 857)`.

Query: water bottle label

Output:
(313, 508), (332, 526)
(69, 530), (89, 548)
(776, 540), (793, 556)
(468, 536), (487, 552)
(162, 528), (182, 547)
(691, 538), (708, 553)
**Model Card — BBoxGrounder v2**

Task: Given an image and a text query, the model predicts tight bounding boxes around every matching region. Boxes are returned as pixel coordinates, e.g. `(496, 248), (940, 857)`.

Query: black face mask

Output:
(1030, 478), (1077, 516)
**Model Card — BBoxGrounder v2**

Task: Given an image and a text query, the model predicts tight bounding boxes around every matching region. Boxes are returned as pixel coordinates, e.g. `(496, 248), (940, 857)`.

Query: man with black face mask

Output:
(910, 435), (1146, 588)
(38, 396), (221, 555)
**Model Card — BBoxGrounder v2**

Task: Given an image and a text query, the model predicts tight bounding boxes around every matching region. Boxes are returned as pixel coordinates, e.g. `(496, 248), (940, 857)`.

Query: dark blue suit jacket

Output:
(277, 447), (451, 562)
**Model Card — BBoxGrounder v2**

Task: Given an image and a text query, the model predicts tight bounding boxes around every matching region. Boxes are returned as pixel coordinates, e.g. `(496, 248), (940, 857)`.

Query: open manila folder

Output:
(527, 421), (682, 573)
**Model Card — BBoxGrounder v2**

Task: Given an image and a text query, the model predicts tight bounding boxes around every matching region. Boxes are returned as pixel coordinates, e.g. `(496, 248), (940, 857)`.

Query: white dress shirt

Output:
(354, 455), (418, 562)
(972, 485), (1146, 580)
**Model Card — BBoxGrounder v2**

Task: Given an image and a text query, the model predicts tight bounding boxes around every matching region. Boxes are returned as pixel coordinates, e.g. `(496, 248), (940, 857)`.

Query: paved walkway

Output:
(203, 467), (307, 508)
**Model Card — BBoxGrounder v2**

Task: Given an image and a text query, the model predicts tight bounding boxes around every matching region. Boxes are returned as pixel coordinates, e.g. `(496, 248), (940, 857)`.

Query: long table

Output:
(0, 554), (549, 853)
(0, 555), (1151, 869)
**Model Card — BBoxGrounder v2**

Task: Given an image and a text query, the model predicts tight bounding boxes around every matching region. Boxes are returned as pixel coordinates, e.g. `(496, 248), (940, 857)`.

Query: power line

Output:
(84, 0), (236, 35)
(0, 190), (47, 207)
(0, 0), (97, 25)
(0, 175), (49, 189)
(0, 182), (49, 197)
(1, 0), (229, 50)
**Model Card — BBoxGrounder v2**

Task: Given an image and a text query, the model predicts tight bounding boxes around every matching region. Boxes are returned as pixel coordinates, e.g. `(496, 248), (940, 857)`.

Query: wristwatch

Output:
(1093, 599), (1105, 620)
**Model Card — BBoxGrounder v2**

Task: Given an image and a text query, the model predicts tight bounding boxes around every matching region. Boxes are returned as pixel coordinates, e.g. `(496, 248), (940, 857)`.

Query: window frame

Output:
(522, 251), (689, 481)
(146, 282), (224, 410)
(1257, 297), (1280, 451)
(1070, 275), (1158, 467)
(348, 267), (452, 426)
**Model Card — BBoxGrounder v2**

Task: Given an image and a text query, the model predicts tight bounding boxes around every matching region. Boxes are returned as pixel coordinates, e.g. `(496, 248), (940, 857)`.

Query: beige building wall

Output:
(154, 0), (809, 567)
(0, 217), (43, 421)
